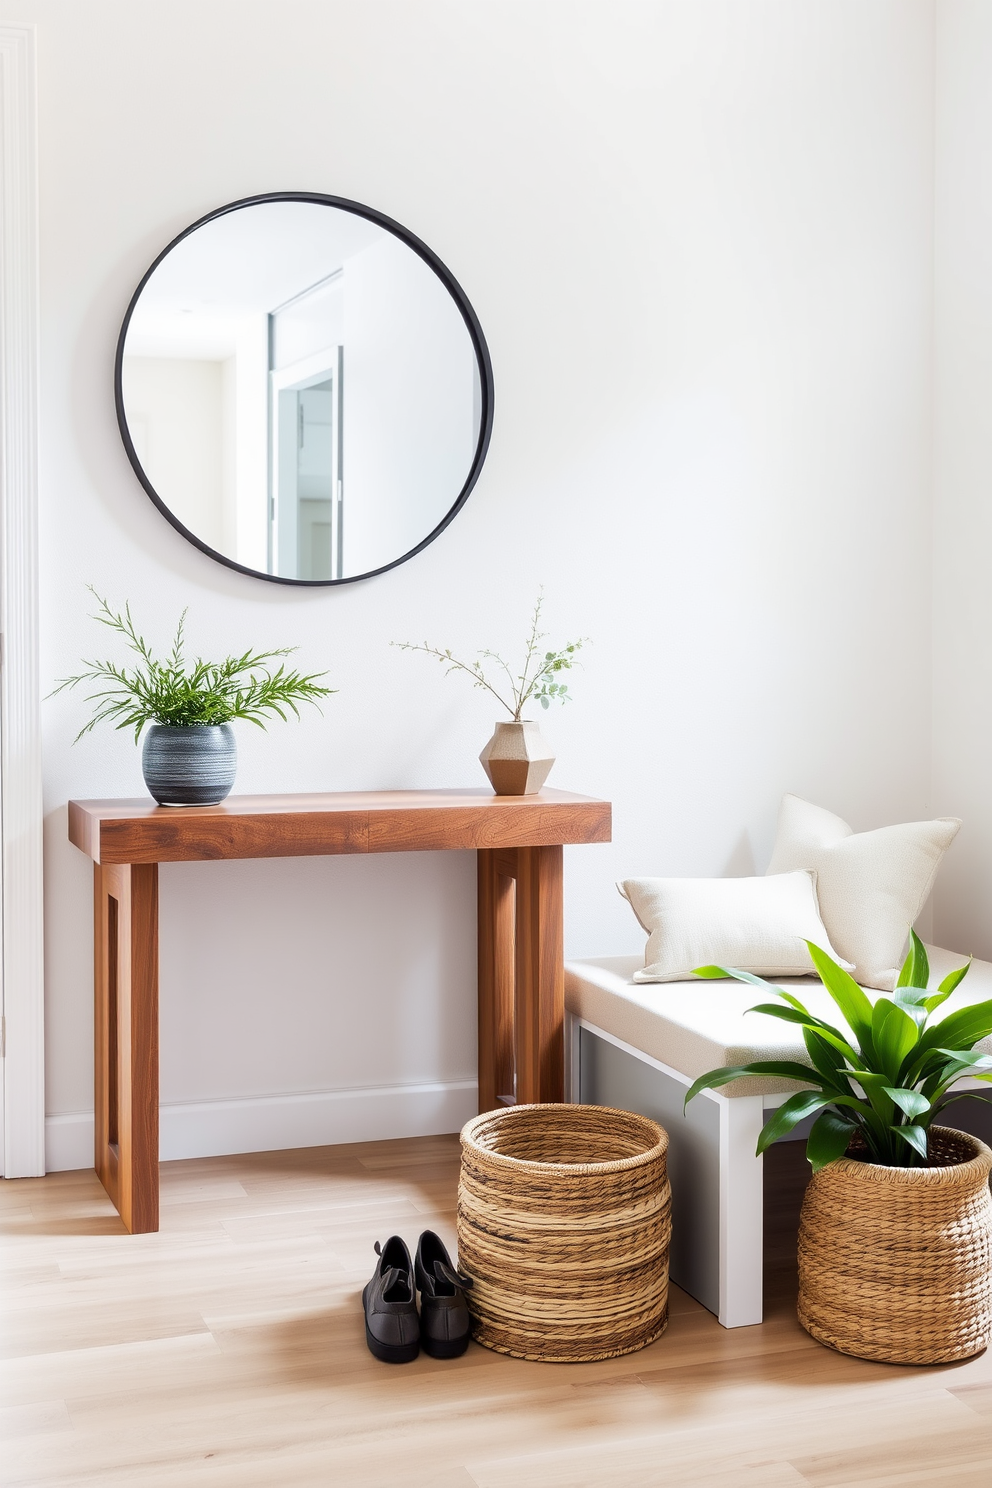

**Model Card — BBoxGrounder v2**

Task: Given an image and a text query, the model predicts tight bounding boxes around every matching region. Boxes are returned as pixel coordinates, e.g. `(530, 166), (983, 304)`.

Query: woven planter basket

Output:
(798, 1126), (992, 1365)
(457, 1103), (671, 1363)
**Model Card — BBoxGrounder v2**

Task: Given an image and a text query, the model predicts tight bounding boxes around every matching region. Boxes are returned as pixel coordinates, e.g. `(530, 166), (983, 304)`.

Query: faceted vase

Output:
(141, 723), (237, 807)
(479, 720), (555, 796)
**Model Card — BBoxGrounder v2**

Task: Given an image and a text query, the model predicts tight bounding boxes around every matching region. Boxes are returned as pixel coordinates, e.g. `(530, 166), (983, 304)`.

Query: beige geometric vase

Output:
(479, 720), (556, 796)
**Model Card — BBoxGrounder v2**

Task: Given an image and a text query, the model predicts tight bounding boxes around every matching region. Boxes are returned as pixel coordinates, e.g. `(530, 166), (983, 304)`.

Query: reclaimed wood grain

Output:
(93, 863), (159, 1235)
(68, 789), (611, 866)
(68, 788), (611, 1235)
(477, 851), (522, 1111)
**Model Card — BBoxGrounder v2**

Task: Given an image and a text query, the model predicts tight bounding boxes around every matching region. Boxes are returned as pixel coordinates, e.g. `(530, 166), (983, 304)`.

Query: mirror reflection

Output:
(117, 197), (491, 583)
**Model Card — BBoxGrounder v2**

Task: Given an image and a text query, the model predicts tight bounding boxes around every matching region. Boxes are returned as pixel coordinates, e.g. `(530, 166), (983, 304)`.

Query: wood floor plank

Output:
(468, 1445), (809, 1488)
(0, 1399), (73, 1441)
(788, 1404), (992, 1486)
(834, 1468), (992, 1488)
(2, 1137), (990, 1487)
(948, 1380), (992, 1416)
(0, 1331), (224, 1410)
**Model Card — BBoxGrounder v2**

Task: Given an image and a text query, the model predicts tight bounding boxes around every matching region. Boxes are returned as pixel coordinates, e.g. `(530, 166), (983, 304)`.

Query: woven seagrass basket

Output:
(457, 1103), (671, 1363)
(798, 1126), (992, 1365)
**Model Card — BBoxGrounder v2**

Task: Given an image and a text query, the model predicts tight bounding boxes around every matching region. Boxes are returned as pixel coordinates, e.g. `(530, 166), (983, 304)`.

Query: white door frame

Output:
(0, 25), (44, 1178)
(270, 345), (343, 580)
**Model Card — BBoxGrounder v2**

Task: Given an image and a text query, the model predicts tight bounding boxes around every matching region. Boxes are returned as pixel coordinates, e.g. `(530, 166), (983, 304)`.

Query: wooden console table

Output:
(68, 788), (611, 1233)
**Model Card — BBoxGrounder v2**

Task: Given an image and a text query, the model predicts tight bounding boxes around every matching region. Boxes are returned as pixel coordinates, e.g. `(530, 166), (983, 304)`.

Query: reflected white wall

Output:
(121, 358), (226, 549)
(231, 317), (268, 572)
(343, 234), (476, 574)
(270, 238), (476, 579)
(123, 328), (268, 571)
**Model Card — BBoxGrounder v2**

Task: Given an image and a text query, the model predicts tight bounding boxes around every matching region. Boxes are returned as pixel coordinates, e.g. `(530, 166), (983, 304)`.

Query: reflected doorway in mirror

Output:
(271, 347), (343, 581)
(115, 194), (494, 585)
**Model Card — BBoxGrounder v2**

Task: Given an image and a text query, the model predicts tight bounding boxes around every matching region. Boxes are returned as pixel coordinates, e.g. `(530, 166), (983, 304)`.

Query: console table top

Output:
(68, 786), (612, 865)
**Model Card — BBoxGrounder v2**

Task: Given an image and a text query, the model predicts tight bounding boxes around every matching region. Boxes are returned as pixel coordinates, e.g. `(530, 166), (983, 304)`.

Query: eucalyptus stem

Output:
(393, 592), (587, 721)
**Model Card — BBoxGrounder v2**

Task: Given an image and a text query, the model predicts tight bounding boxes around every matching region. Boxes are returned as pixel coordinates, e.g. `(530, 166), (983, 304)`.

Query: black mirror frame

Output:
(114, 191), (495, 586)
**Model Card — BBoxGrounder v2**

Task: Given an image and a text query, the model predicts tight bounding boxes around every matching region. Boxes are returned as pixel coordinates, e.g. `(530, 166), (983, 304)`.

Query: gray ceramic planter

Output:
(141, 723), (237, 806)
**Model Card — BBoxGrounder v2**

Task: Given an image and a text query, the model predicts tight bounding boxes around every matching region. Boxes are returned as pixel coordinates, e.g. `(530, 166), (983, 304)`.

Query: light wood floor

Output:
(2, 1136), (991, 1488)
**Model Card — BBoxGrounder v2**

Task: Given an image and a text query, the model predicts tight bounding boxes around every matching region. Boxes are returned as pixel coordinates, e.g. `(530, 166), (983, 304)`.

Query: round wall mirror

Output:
(115, 194), (494, 585)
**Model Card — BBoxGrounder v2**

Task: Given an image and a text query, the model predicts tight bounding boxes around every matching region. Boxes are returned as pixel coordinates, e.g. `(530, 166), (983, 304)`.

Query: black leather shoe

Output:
(362, 1236), (420, 1363)
(415, 1230), (472, 1359)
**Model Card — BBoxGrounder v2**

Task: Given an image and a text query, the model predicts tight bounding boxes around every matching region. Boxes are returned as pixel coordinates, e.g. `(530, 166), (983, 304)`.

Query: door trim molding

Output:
(0, 24), (44, 1177)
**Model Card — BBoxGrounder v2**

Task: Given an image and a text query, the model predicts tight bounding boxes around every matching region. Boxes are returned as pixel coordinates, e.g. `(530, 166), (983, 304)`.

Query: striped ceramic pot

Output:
(141, 723), (237, 807)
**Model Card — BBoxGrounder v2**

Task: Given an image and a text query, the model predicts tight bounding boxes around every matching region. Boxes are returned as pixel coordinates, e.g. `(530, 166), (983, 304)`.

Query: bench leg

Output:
(718, 1095), (764, 1328)
(564, 1009), (580, 1102)
(574, 1019), (765, 1327)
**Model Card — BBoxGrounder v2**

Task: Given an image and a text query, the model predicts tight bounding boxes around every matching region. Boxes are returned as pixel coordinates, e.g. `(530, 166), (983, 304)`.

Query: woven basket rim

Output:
(827, 1125), (992, 1187)
(460, 1102), (668, 1176)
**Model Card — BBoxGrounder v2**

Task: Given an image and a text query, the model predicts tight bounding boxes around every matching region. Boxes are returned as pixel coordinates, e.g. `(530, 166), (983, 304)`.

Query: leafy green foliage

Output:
(392, 591), (586, 722)
(684, 931), (992, 1171)
(51, 591), (335, 741)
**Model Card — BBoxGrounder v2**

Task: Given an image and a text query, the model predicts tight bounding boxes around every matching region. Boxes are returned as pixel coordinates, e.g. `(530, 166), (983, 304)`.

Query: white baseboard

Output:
(44, 1079), (479, 1173)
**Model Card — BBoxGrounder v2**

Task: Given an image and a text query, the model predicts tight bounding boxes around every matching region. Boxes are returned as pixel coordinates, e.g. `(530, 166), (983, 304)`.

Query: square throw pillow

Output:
(617, 871), (852, 983)
(766, 794), (961, 991)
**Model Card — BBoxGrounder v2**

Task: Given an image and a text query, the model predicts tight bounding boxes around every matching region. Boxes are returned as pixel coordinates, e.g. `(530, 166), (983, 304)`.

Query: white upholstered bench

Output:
(564, 945), (992, 1329)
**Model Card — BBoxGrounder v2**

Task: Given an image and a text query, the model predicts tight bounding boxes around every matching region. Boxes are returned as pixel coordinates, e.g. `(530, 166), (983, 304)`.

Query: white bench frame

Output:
(566, 1011), (765, 1327)
(565, 1010), (984, 1330)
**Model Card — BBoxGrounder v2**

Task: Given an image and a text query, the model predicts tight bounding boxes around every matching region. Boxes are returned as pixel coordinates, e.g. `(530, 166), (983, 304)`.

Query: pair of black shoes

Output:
(362, 1230), (472, 1364)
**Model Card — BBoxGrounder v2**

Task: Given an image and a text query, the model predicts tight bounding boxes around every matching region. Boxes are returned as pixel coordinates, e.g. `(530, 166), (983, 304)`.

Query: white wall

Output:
(5, 0), (937, 1168)
(932, 1), (992, 957)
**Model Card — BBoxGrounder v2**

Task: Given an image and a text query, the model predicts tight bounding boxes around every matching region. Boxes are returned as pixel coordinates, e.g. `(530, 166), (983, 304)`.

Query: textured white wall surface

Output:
(933, 1), (992, 959)
(0, 0), (939, 1164)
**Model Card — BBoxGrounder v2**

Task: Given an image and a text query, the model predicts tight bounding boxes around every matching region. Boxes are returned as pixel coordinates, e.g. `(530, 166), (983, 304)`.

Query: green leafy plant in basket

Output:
(684, 933), (992, 1171)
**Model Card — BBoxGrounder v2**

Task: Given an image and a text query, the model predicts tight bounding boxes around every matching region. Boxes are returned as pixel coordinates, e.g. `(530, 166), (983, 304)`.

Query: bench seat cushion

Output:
(565, 945), (992, 1098)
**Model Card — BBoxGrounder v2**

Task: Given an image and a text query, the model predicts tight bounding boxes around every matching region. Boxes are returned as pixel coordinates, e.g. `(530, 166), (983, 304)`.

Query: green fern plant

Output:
(51, 591), (335, 742)
(684, 932), (992, 1171)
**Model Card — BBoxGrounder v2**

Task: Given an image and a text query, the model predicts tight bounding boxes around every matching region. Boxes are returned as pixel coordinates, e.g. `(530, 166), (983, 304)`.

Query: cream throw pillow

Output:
(766, 794), (961, 991)
(617, 871), (852, 983)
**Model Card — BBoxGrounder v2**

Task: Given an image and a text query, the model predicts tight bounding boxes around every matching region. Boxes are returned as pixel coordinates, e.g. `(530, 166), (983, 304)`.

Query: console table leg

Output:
(513, 845), (564, 1105)
(477, 845), (564, 1111)
(477, 850), (515, 1108)
(94, 862), (159, 1234)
